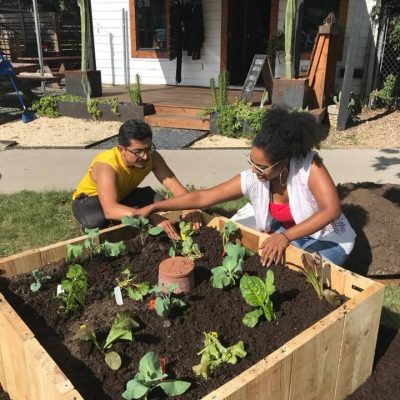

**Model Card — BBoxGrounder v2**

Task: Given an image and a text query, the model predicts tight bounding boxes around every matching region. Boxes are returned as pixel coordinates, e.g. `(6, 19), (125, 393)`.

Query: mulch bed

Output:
(0, 226), (338, 400)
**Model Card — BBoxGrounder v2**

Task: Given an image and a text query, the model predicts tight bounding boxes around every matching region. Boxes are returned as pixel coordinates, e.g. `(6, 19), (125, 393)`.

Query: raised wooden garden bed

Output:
(57, 100), (155, 122)
(0, 212), (384, 400)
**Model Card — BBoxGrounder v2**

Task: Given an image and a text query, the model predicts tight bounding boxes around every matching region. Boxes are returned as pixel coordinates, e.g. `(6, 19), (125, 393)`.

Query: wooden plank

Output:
(220, 0), (228, 71)
(307, 36), (324, 87)
(334, 282), (384, 399)
(0, 249), (42, 277)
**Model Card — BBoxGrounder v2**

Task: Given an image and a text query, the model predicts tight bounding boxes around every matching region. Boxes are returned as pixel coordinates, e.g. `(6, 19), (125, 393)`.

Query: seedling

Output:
(180, 236), (202, 259)
(74, 311), (139, 370)
(98, 240), (125, 258)
(300, 252), (341, 306)
(122, 351), (191, 399)
(211, 243), (245, 289)
(116, 268), (150, 301)
(168, 239), (178, 257)
(84, 227), (100, 254)
(30, 268), (51, 292)
(179, 220), (194, 241)
(58, 264), (88, 314)
(149, 284), (186, 317)
(221, 221), (239, 252)
(192, 331), (247, 379)
(121, 216), (163, 245)
(240, 270), (276, 327)
(66, 243), (83, 261)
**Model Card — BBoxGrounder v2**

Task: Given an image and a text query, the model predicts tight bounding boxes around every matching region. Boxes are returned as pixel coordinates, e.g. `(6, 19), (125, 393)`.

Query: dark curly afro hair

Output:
(252, 108), (328, 163)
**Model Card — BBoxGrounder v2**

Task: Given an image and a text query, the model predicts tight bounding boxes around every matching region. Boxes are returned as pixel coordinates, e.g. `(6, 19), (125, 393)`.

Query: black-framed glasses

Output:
(247, 154), (281, 175)
(124, 143), (156, 158)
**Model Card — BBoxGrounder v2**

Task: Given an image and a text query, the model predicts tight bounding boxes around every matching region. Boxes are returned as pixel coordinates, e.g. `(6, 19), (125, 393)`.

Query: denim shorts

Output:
(270, 220), (348, 266)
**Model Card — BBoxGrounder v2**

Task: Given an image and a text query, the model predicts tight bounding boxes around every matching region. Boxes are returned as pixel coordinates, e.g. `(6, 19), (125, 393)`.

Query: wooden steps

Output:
(145, 104), (210, 131)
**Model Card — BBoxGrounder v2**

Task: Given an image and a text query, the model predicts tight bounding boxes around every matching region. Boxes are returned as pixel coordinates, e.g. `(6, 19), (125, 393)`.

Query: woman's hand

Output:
(259, 233), (290, 267)
(148, 214), (180, 240)
(130, 204), (154, 218)
(181, 209), (203, 230)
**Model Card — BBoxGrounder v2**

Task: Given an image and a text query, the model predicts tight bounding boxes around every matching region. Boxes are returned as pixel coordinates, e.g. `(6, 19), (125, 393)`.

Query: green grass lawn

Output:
(0, 190), (399, 329)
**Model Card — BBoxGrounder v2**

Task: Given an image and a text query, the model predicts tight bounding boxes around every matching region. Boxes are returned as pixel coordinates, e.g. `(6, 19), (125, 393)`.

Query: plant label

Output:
(56, 284), (64, 296)
(114, 286), (124, 305)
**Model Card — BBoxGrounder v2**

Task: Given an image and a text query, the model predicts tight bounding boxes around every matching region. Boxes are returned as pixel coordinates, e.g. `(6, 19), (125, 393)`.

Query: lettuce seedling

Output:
(74, 311), (139, 370)
(98, 240), (125, 258)
(58, 264), (88, 314)
(221, 220), (239, 252)
(180, 236), (202, 259)
(300, 252), (341, 306)
(192, 331), (247, 379)
(122, 351), (191, 399)
(30, 268), (51, 292)
(149, 284), (186, 317)
(116, 268), (150, 301)
(240, 270), (276, 327)
(121, 216), (163, 245)
(66, 243), (83, 261)
(179, 220), (194, 240)
(211, 243), (245, 289)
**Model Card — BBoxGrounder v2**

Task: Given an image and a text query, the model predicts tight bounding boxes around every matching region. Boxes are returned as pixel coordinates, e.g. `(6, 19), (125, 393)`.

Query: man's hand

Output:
(259, 233), (290, 267)
(130, 204), (154, 218)
(181, 209), (203, 230)
(149, 214), (180, 240)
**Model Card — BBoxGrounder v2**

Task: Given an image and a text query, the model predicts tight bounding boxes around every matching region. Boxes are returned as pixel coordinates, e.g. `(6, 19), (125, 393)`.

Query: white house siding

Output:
(91, 0), (222, 86)
(274, 0), (380, 97)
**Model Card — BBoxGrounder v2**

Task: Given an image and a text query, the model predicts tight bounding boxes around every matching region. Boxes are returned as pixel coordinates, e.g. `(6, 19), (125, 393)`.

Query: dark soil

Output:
(338, 183), (400, 277)
(0, 226), (338, 400)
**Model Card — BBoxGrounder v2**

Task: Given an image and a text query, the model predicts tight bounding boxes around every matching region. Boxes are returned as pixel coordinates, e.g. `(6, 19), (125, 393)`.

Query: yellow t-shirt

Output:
(72, 147), (153, 201)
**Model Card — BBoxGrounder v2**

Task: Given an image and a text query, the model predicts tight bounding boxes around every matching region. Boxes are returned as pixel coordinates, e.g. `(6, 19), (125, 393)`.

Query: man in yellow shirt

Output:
(72, 119), (200, 239)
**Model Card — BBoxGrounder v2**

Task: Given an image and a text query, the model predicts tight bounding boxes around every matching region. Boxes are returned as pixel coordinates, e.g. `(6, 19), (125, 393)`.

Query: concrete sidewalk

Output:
(0, 148), (399, 194)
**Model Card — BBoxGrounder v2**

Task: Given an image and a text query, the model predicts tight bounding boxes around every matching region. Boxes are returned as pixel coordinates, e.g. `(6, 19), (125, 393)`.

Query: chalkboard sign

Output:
(240, 54), (273, 102)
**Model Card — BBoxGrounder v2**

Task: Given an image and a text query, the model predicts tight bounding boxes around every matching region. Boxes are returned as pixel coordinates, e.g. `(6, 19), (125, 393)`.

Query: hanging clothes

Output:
(169, 0), (204, 83)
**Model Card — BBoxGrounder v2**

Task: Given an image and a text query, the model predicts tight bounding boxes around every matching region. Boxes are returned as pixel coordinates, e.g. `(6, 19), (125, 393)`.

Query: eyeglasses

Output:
(124, 143), (156, 158)
(247, 154), (281, 175)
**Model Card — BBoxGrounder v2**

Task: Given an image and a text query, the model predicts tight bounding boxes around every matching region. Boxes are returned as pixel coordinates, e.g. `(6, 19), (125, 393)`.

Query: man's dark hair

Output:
(118, 119), (153, 146)
(253, 108), (328, 163)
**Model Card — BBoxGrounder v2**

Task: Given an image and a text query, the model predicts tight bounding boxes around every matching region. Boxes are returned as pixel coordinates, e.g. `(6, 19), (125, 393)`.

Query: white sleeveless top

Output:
(240, 151), (356, 254)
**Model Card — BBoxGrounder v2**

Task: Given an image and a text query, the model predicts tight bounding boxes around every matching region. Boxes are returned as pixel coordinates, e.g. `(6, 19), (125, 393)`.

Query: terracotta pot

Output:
(158, 256), (194, 294)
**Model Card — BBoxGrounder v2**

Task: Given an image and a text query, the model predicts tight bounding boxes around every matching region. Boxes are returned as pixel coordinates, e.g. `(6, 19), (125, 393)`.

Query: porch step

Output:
(153, 104), (203, 116)
(145, 112), (209, 131)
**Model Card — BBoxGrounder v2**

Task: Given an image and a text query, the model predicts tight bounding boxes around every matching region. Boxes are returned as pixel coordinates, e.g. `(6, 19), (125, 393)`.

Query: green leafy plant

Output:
(116, 268), (150, 301)
(369, 74), (398, 109)
(107, 98), (120, 115)
(300, 252), (341, 306)
(192, 331), (247, 379)
(211, 243), (245, 289)
(127, 74), (143, 106)
(86, 99), (102, 120)
(84, 227), (100, 253)
(333, 91), (356, 109)
(121, 216), (163, 245)
(221, 220), (239, 252)
(180, 236), (202, 259)
(30, 268), (51, 292)
(66, 243), (84, 261)
(74, 311), (139, 370)
(98, 240), (125, 258)
(58, 264), (88, 314)
(149, 284), (186, 317)
(240, 270), (276, 327)
(179, 220), (194, 241)
(122, 351), (191, 399)
(31, 96), (59, 117)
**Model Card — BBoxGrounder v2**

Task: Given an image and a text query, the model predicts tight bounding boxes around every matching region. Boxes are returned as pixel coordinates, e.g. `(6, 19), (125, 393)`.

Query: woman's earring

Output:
(279, 167), (288, 186)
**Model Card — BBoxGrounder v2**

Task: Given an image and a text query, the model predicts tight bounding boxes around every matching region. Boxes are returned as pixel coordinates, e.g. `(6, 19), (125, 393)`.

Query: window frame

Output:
(129, 0), (170, 59)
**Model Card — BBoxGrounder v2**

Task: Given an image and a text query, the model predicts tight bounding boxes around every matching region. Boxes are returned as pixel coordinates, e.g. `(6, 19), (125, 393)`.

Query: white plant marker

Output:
(56, 284), (64, 296)
(114, 286), (124, 305)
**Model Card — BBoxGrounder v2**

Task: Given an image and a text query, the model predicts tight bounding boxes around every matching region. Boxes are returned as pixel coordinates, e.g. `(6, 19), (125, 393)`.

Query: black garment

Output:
(169, 0), (204, 83)
(71, 186), (157, 229)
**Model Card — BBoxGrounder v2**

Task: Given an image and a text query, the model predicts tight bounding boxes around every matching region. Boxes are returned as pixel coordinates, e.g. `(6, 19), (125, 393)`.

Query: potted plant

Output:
(327, 91), (356, 128)
(65, 0), (102, 98)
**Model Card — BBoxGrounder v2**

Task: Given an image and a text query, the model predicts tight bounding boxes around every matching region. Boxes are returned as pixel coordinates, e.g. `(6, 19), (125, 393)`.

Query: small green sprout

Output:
(192, 331), (247, 379)
(149, 284), (186, 317)
(221, 221), (239, 251)
(122, 352), (191, 399)
(30, 268), (51, 292)
(181, 236), (202, 259)
(121, 216), (163, 245)
(98, 240), (125, 258)
(116, 268), (150, 301)
(66, 243), (83, 261)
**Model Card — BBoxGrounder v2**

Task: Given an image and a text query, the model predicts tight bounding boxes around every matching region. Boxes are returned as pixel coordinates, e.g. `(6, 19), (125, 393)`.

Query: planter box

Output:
(0, 212), (384, 400)
(57, 100), (155, 122)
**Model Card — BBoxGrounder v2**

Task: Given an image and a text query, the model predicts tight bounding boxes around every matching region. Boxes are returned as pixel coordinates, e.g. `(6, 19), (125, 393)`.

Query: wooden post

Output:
(293, 0), (304, 78)
(337, 0), (364, 131)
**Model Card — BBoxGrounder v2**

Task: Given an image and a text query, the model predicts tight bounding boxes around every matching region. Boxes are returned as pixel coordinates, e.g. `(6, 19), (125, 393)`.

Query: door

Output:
(227, 0), (271, 85)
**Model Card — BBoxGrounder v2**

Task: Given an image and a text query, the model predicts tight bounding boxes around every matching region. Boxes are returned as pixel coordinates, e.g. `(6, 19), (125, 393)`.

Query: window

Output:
(129, 0), (169, 58)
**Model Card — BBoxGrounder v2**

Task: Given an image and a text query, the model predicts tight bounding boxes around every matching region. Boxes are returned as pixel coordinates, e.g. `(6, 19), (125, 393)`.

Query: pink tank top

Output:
(268, 202), (295, 229)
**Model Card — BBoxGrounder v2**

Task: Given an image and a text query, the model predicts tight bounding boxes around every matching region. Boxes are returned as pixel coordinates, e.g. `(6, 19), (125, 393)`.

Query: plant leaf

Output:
(105, 351), (122, 370)
(103, 312), (138, 350)
(154, 296), (170, 317)
(158, 380), (191, 396)
(243, 308), (263, 327)
(138, 352), (164, 381)
(149, 226), (163, 235)
(240, 275), (266, 307)
(122, 379), (149, 400)
(323, 288), (341, 306)
(30, 282), (41, 292)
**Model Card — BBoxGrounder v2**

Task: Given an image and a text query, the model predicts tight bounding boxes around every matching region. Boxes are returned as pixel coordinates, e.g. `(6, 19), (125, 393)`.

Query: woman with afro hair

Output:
(134, 108), (356, 267)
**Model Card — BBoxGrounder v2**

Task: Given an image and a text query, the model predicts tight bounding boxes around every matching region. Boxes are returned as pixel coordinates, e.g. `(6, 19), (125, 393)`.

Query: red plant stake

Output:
(149, 299), (155, 310)
(159, 356), (167, 380)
